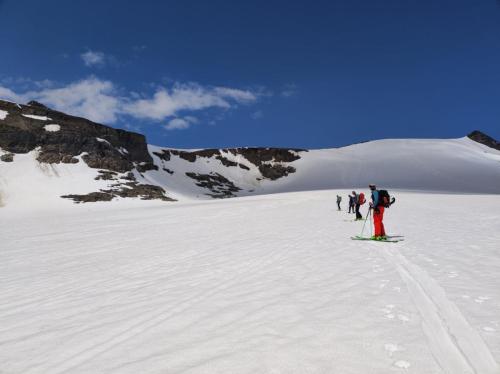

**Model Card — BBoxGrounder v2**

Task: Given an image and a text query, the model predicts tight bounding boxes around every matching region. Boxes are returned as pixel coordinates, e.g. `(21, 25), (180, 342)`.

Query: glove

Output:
(374, 207), (380, 214)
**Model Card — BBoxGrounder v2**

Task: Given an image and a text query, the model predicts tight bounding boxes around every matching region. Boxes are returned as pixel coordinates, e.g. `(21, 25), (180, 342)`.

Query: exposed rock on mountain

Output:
(0, 99), (307, 204)
(153, 147), (304, 182)
(185, 172), (242, 198)
(0, 99), (170, 202)
(468, 130), (500, 151)
(0, 100), (156, 172)
(2, 99), (499, 209)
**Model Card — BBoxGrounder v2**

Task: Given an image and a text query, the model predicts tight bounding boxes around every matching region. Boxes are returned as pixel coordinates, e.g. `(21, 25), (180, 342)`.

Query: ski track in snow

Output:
(382, 247), (499, 374)
(1, 191), (500, 373)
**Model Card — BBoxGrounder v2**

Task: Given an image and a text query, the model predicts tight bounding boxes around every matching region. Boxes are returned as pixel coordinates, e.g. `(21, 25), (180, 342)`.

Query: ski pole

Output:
(370, 209), (373, 237)
(360, 208), (371, 238)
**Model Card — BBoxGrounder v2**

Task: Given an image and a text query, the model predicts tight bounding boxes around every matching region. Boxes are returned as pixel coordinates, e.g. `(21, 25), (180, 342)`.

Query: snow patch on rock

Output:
(44, 124), (61, 132)
(96, 137), (110, 145)
(0, 109), (8, 120)
(22, 114), (52, 121)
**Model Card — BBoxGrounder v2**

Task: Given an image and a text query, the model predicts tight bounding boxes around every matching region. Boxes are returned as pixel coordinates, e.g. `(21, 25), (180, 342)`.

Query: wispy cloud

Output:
(164, 116), (198, 130)
(125, 83), (258, 121)
(251, 110), (263, 120)
(81, 50), (107, 67)
(0, 86), (22, 102)
(281, 83), (298, 97)
(0, 77), (262, 129)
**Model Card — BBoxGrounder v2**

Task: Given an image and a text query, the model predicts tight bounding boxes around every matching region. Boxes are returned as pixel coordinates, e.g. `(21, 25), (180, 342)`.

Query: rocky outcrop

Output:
(154, 147), (305, 180)
(0, 153), (14, 162)
(468, 131), (500, 151)
(258, 164), (296, 180)
(185, 172), (241, 198)
(0, 100), (156, 172)
(62, 181), (175, 203)
(0, 99), (169, 203)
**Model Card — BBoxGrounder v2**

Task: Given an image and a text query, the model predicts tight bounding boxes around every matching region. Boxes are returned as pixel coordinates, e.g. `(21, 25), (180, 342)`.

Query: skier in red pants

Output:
(369, 184), (386, 240)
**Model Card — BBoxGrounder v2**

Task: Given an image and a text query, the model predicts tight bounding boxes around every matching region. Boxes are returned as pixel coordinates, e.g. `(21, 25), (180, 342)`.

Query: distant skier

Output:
(369, 184), (386, 240)
(348, 194), (354, 214)
(352, 191), (363, 220)
(336, 195), (342, 210)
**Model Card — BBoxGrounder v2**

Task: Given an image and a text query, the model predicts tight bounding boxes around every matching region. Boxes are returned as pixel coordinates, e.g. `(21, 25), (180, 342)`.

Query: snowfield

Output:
(1, 190), (499, 374)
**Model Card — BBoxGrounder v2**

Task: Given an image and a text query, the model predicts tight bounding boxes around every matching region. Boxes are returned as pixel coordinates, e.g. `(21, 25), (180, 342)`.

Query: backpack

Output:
(358, 193), (366, 205)
(378, 189), (391, 208)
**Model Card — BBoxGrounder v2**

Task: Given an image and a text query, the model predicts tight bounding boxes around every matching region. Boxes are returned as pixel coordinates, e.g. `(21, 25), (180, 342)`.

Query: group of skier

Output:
(338, 184), (391, 241)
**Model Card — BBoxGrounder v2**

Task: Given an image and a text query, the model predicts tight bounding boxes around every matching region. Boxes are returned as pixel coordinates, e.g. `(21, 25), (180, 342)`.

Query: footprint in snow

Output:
(382, 304), (396, 319)
(393, 360), (411, 369)
(372, 265), (384, 273)
(384, 343), (403, 357)
(397, 314), (410, 322)
(379, 280), (389, 289)
(475, 296), (491, 304)
(447, 271), (459, 278)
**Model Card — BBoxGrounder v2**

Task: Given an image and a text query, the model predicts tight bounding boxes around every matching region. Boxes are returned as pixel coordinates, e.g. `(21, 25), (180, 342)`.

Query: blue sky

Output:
(1, 0), (499, 148)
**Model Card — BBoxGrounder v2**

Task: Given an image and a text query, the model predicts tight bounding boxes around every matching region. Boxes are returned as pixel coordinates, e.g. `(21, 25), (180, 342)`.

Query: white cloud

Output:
(1, 77), (121, 123)
(213, 87), (257, 103)
(164, 116), (198, 130)
(0, 86), (22, 102)
(124, 83), (256, 121)
(0, 77), (262, 129)
(31, 78), (121, 123)
(81, 50), (106, 67)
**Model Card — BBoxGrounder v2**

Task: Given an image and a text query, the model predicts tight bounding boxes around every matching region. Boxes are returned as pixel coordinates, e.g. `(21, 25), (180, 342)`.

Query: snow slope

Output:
(0, 150), (138, 210)
(145, 137), (500, 198)
(1, 135), (499, 211)
(1, 190), (499, 373)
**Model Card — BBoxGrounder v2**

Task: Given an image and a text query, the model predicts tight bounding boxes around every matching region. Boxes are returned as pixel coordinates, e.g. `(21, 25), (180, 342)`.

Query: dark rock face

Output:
(258, 164), (296, 180)
(228, 148), (303, 165)
(95, 170), (118, 180)
(0, 100), (155, 172)
(62, 181), (175, 203)
(0, 99), (172, 203)
(26, 101), (50, 110)
(61, 192), (114, 203)
(155, 147), (305, 181)
(0, 153), (14, 162)
(468, 131), (500, 151)
(185, 172), (241, 198)
(1, 99), (307, 202)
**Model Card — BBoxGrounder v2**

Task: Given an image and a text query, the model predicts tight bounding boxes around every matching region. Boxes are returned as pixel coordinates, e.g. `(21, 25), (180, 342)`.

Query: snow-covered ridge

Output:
(142, 136), (500, 200)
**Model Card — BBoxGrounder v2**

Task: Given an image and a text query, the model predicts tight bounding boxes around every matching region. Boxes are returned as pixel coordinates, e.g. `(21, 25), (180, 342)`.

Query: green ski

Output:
(351, 235), (403, 243)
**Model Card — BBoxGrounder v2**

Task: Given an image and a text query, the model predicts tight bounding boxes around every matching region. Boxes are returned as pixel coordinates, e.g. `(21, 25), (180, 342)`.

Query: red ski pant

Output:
(373, 206), (386, 237)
